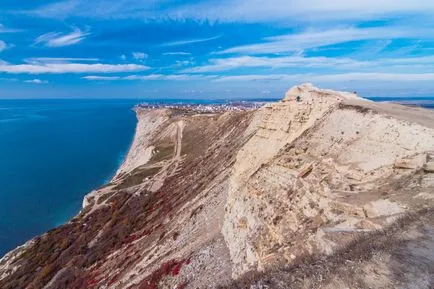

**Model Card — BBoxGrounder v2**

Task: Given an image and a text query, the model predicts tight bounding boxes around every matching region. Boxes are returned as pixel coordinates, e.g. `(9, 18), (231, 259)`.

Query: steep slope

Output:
(0, 84), (433, 289)
(222, 84), (434, 283)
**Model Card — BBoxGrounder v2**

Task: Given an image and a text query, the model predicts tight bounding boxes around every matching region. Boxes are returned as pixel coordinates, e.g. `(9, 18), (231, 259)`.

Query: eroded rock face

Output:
(116, 109), (172, 177)
(0, 84), (433, 289)
(222, 84), (347, 276)
(222, 85), (434, 279)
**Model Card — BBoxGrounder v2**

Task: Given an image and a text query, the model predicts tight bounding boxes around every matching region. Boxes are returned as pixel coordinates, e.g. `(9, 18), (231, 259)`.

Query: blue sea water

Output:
(367, 96), (434, 109)
(0, 98), (249, 257)
(0, 99), (142, 256)
(0, 97), (432, 257)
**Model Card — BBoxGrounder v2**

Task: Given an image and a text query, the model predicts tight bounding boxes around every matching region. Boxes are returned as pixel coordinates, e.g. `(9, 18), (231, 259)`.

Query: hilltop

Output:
(1, 84), (433, 289)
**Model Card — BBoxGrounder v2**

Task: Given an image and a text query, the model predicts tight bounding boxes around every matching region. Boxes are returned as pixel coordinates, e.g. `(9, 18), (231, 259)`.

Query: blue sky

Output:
(0, 0), (434, 99)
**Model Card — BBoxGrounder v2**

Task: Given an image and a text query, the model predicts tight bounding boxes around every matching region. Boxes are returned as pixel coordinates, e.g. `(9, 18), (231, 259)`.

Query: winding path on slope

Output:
(149, 120), (185, 192)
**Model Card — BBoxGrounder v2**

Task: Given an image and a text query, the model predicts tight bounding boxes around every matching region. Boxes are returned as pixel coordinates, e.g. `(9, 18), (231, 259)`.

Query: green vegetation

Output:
(149, 144), (175, 164)
(116, 166), (161, 189)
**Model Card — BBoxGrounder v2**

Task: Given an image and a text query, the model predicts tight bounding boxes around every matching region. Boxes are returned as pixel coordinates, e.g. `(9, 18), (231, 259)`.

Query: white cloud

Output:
(83, 74), (213, 81)
(0, 63), (149, 74)
(184, 55), (366, 72)
(132, 52), (148, 60)
(349, 40), (392, 57)
(30, 0), (155, 19)
(214, 74), (291, 82)
(171, 0), (434, 23)
(120, 54), (127, 60)
(83, 71), (434, 84)
(29, 0), (434, 23)
(0, 24), (22, 33)
(310, 72), (434, 82)
(219, 26), (434, 54)
(184, 55), (434, 73)
(0, 77), (19, 82)
(161, 35), (222, 47)
(24, 57), (99, 64)
(25, 79), (49, 84)
(34, 28), (90, 47)
(175, 59), (195, 67)
(163, 52), (191, 56)
(213, 73), (434, 82)
(83, 76), (121, 80)
(0, 40), (6, 52)
(124, 74), (200, 80)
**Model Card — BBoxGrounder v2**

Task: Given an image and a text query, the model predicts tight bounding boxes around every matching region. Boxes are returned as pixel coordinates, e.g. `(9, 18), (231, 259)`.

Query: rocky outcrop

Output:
(116, 109), (172, 177)
(0, 84), (433, 289)
(222, 84), (434, 279)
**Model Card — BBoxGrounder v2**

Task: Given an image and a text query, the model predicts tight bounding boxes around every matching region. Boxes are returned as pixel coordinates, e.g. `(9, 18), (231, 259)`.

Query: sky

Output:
(0, 0), (434, 99)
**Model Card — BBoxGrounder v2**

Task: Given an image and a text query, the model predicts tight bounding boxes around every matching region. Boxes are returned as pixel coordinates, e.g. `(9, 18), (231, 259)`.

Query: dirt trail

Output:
(174, 120), (184, 160)
(149, 120), (185, 192)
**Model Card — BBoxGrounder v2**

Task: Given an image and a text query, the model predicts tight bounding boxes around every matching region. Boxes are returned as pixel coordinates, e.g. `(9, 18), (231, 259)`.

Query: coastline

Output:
(0, 100), (258, 259)
(0, 100), (138, 258)
(3, 98), (434, 258)
(113, 108), (170, 179)
(1, 85), (434, 288)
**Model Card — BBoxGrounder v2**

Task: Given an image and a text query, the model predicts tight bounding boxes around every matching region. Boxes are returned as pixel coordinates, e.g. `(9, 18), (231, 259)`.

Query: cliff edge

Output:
(1, 84), (433, 289)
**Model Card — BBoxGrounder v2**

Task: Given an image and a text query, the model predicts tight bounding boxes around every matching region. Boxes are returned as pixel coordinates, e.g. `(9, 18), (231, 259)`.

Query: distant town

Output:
(135, 101), (266, 113)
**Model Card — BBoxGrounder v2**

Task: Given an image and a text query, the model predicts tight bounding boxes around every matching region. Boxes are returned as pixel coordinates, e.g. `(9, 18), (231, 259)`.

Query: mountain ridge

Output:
(1, 84), (433, 289)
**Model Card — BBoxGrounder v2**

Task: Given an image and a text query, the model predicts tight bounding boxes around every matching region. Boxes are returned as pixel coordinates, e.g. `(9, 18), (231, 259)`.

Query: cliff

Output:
(1, 84), (433, 289)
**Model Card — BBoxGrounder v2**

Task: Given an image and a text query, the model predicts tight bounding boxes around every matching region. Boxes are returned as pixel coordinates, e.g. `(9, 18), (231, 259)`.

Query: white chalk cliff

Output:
(1, 84), (433, 289)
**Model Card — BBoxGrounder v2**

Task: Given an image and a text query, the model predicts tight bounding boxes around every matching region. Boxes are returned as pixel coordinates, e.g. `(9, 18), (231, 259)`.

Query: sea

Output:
(0, 97), (432, 257)
(0, 98), (255, 257)
(0, 99), (143, 256)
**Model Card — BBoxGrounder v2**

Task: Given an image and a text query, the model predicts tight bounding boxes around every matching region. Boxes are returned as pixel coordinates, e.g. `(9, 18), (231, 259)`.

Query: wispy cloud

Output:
(219, 26), (434, 54)
(29, 0), (154, 19)
(30, 0), (81, 18)
(163, 52), (191, 56)
(161, 35), (222, 47)
(25, 79), (49, 84)
(24, 57), (100, 64)
(0, 62), (149, 74)
(174, 59), (196, 67)
(174, 0), (434, 23)
(184, 55), (434, 73)
(214, 74), (292, 82)
(82, 75), (121, 80)
(12, 0), (434, 98)
(34, 28), (90, 47)
(132, 52), (148, 60)
(85, 72), (434, 83)
(214, 73), (434, 82)
(0, 77), (19, 82)
(348, 40), (392, 58)
(0, 40), (6, 53)
(126, 74), (205, 80)
(28, 0), (434, 23)
(83, 74), (212, 81)
(308, 72), (434, 82)
(184, 55), (366, 72)
(0, 24), (22, 33)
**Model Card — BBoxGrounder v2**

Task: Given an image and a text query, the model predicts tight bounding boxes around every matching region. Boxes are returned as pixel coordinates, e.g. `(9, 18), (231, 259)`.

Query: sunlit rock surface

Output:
(1, 84), (433, 289)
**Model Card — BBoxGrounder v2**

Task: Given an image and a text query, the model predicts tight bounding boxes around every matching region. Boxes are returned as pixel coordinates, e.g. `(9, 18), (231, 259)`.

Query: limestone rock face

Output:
(222, 84), (434, 279)
(1, 84), (433, 289)
(116, 109), (172, 177)
(222, 84), (349, 276)
(283, 83), (360, 102)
